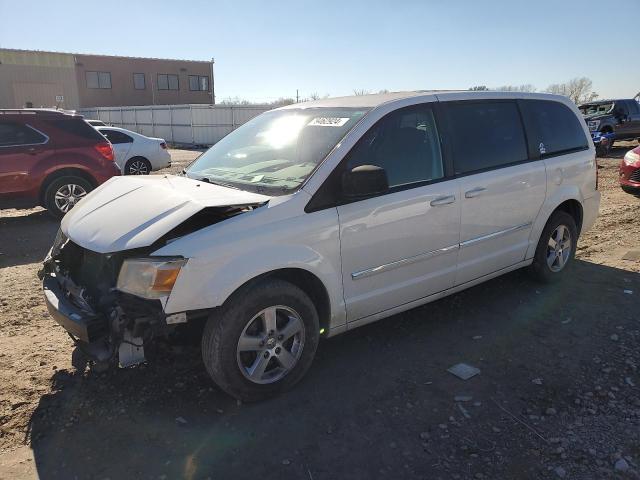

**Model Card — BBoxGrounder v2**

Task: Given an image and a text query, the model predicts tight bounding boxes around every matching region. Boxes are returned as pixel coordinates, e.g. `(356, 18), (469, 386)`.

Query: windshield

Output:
(185, 108), (369, 195)
(579, 103), (613, 116)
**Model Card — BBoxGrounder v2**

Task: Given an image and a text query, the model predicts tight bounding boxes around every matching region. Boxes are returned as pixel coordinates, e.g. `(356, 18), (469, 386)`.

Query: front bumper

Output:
(42, 274), (107, 343)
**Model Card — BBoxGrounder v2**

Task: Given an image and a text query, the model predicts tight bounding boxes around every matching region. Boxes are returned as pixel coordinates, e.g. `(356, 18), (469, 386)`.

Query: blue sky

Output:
(1, 0), (639, 102)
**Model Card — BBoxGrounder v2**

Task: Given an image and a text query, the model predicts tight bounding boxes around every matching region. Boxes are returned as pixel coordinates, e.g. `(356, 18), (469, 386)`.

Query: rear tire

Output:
(202, 278), (320, 402)
(124, 157), (151, 175)
(43, 176), (93, 219)
(529, 211), (578, 283)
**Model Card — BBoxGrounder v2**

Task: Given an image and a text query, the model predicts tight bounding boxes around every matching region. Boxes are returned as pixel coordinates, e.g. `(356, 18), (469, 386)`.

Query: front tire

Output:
(43, 176), (93, 219)
(202, 278), (320, 402)
(529, 211), (578, 283)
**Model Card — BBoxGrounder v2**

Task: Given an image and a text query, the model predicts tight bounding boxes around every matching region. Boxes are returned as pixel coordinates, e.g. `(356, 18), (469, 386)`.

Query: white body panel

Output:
(338, 180), (460, 321)
(455, 162), (546, 285)
(96, 126), (171, 172)
(62, 91), (600, 337)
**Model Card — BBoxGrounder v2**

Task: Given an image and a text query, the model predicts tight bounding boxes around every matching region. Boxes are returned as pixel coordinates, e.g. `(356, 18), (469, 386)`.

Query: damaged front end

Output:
(39, 202), (263, 369)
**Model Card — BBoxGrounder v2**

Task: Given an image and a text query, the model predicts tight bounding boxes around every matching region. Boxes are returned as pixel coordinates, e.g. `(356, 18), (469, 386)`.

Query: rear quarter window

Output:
(443, 101), (528, 175)
(44, 118), (105, 141)
(522, 100), (588, 156)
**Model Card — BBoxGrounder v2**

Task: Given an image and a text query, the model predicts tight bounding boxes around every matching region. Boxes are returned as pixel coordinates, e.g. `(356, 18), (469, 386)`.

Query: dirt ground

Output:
(0, 144), (639, 479)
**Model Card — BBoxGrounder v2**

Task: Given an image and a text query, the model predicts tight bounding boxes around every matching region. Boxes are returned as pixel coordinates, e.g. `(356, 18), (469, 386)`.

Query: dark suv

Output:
(0, 109), (119, 218)
(579, 99), (640, 149)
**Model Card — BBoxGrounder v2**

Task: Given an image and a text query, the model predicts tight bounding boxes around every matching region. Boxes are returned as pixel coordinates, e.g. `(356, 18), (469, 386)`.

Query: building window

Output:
(86, 71), (111, 89)
(133, 73), (146, 90)
(157, 74), (179, 91)
(189, 75), (209, 91)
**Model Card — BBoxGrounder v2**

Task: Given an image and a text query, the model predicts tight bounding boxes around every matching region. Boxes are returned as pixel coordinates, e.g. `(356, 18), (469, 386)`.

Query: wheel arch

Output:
(225, 268), (332, 337)
(526, 191), (585, 260)
(39, 168), (98, 206)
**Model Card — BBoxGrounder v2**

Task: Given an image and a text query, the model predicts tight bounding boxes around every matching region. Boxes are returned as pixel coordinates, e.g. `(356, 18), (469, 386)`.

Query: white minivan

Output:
(41, 91), (600, 401)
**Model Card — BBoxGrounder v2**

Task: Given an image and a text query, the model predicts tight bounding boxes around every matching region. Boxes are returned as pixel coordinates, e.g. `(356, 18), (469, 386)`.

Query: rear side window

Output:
(628, 100), (640, 115)
(444, 101), (528, 175)
(44, 119), (105, 141)
(100, 129), (133, 144)
(0, 122), (46, 147)
(521, 100), (588, 156)
(345, 105), (444, 188)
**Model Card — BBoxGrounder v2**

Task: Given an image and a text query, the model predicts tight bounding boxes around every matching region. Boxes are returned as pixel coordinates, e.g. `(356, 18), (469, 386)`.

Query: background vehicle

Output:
(86, 119), (107, 127)
(96, 126), (170, 175)
(0, 109), (119, 218)
(41, 92), (599, 401)
(579, 99), (640, 149)
(620, 145), (640, 196)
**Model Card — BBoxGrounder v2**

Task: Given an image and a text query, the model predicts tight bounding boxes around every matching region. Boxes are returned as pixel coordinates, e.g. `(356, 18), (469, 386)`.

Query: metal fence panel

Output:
(79, 103), (272, 146)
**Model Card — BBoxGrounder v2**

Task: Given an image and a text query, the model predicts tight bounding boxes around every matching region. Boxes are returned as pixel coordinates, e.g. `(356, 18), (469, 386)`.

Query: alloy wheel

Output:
(54, 183), (87, 213)
(236, 306), (305, 384)
(546, 224), (572, 272)
(128, 160), (149, 175)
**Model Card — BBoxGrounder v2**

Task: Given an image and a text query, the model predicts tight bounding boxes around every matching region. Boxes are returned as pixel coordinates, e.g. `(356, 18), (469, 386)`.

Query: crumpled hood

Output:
(61, 175), (270, 253)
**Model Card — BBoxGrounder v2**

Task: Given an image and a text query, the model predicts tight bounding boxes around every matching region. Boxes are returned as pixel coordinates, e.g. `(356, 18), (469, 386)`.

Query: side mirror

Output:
(341, 165), (389, 198)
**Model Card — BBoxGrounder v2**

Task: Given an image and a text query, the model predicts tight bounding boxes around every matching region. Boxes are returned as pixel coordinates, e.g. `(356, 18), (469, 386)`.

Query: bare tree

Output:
(353, 89), (370, 96)
(270, 97), (296, 106)
(308, 92), (321, 101)
(378, 89), (390, 94)
(494, 84), (536, 92)
(469, 85), (489, 91)
(546, 77), (598, 104)
(219, 96), (253, 105)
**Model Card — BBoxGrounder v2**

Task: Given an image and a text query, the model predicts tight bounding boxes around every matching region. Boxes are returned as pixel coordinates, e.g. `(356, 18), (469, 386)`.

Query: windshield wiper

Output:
(193, 174), (240, 190)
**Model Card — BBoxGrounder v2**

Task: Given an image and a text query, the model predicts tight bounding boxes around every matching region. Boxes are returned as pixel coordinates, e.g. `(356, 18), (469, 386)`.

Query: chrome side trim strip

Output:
(350, 222), (532, 280)
(351, 244), (459, 280)
(460, 222), (532, 248)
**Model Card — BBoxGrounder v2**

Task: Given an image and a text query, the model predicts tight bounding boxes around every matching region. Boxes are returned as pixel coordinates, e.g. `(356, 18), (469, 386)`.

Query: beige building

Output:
(0, 49), (214, 109)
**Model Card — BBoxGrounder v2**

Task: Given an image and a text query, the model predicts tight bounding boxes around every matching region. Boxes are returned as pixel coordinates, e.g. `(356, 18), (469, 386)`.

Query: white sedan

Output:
(96, 126), (171, 175)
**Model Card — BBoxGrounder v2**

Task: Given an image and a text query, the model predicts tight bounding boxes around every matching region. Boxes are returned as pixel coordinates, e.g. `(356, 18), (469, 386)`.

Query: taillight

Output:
(160, 142), (167, 150)
(94, 142), (114, 161)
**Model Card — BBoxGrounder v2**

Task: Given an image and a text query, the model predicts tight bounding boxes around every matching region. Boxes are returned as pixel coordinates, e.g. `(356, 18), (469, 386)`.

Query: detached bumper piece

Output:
(43, 274), (107, 343)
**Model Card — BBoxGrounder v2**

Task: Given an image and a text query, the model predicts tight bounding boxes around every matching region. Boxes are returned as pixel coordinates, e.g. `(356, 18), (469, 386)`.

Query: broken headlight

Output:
(116, 257), (187, 300)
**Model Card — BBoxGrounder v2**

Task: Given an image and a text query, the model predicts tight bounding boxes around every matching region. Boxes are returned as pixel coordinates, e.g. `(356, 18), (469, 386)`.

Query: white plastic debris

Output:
(447, 363), (481, 380)
(623, 289), (633, 295)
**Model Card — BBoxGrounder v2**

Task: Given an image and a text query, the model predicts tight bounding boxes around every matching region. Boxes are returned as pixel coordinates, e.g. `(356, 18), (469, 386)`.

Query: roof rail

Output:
(0, 108), (78, 116)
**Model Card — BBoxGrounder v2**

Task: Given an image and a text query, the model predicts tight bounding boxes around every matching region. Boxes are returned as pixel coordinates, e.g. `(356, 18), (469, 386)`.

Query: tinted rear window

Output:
(521, 100), (588, 156)
(444, 101), (528, 175)
(44, 119), (105, 141)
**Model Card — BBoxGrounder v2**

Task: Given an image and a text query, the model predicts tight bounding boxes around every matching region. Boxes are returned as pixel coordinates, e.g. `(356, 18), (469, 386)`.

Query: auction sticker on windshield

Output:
(308, 117), (351, 127)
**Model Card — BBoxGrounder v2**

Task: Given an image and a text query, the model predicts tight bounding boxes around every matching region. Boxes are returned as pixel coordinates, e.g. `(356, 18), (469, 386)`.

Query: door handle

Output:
(464, 187), (486, 198)
(430, 195), (455, 206)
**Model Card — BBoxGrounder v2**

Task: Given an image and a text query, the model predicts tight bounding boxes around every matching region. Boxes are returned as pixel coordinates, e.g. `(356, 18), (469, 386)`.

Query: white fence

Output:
(78, 104), (272, 146)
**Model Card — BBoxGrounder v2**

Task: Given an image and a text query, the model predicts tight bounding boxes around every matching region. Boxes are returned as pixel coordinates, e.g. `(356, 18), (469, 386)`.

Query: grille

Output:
(57, 241), (123, 308)
(629, 168), (640, 183)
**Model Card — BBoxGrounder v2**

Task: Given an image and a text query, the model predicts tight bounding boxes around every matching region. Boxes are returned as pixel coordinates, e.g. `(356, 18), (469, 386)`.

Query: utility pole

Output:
(296, 89), (299, 103)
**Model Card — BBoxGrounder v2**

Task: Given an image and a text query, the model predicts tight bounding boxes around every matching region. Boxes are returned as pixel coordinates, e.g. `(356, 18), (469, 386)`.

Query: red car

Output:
(620, 145), (640, 196)
(0, 109), (120, 218)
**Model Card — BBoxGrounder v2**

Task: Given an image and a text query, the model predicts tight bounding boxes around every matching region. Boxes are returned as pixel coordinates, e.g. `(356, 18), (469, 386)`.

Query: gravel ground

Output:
(0, 144), (639, 479)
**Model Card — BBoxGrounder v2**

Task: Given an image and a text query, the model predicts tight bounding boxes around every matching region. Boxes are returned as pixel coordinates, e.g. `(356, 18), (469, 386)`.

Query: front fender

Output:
(157, 206), (346, 329)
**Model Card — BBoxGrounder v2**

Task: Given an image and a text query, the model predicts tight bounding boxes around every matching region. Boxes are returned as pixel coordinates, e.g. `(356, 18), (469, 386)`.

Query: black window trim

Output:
(86, 70), (112, 89)
(0, 122), (49, 148)
(157, 73), (180, 91)
(133, 72), (146, 90)
(305, 102), (449, 213)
